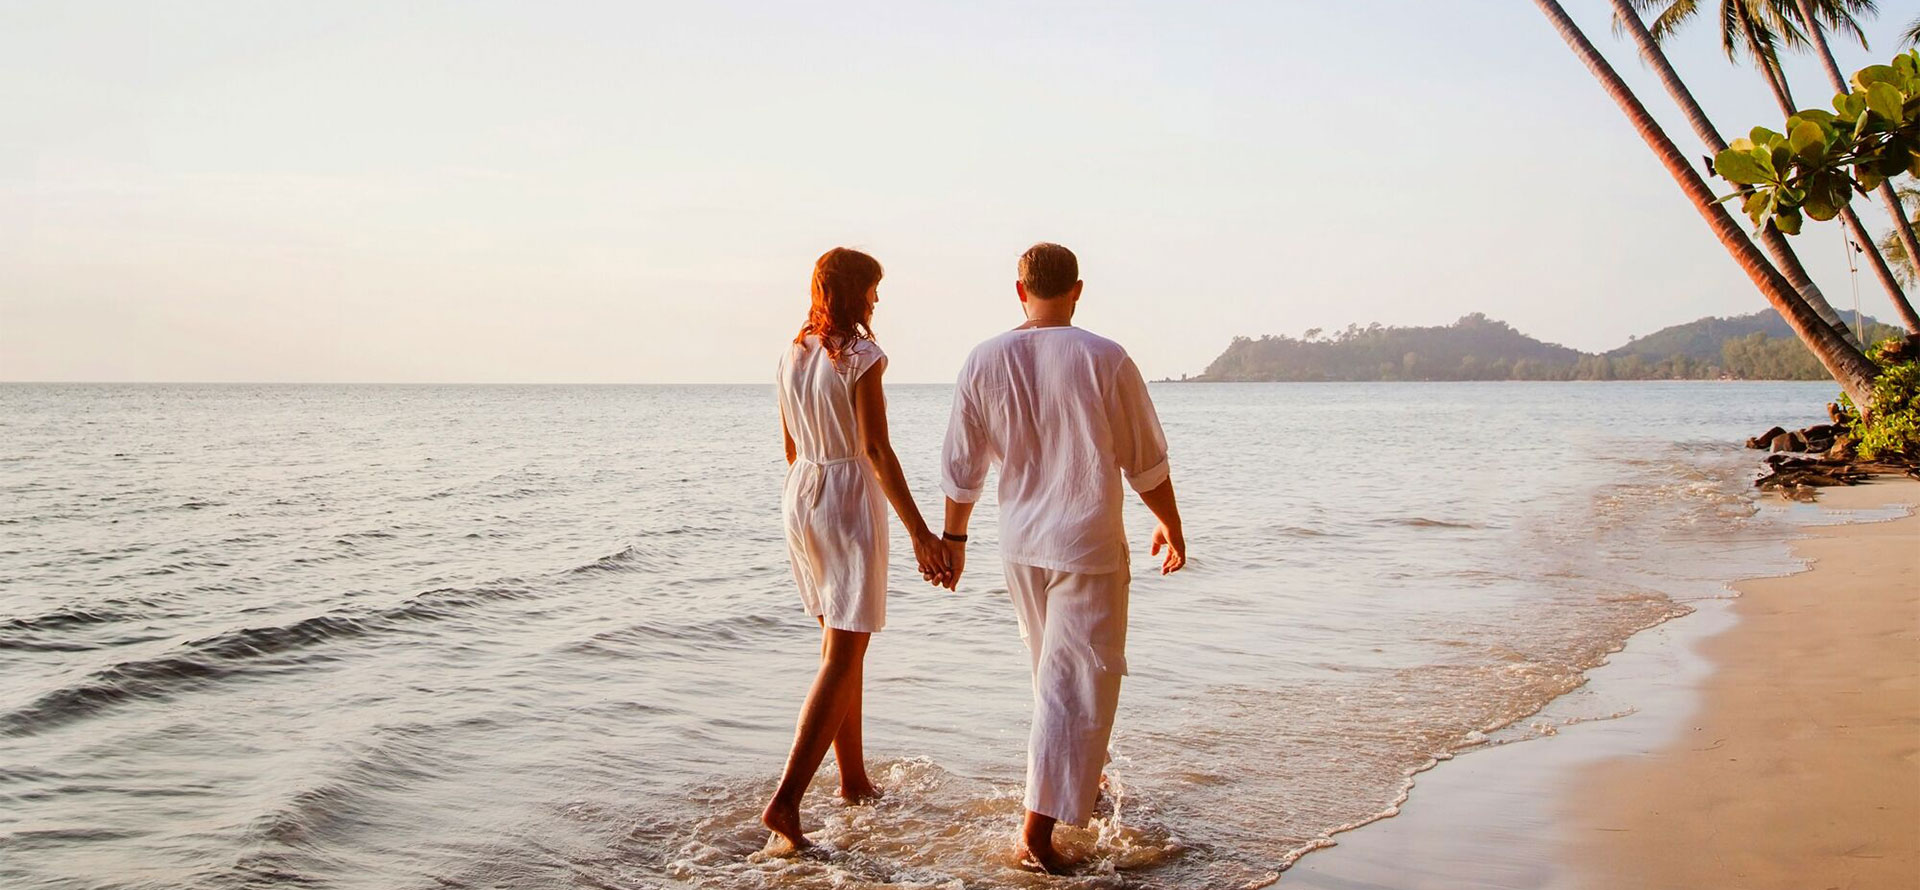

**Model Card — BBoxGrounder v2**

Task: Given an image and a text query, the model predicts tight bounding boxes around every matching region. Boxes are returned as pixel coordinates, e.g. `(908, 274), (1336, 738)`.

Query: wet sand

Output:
(1283, 477), (1919, 890)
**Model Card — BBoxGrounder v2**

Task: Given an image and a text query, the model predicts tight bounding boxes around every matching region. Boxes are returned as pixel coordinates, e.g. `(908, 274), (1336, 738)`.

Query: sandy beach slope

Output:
(1567, 478), (1919, 889)
(1283, 478), (1918, 890)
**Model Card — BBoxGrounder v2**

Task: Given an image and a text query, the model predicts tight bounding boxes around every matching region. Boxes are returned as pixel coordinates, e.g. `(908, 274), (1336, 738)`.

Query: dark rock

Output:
(1748, 426), (1787, 450)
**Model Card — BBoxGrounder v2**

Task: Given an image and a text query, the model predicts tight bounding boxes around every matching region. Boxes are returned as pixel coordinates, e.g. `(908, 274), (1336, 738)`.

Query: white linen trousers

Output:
(1005, 561), (1130, 826)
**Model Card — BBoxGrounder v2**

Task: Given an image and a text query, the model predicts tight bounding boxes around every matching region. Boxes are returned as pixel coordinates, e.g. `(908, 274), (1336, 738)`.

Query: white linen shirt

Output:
(940, 325), (1170, 575)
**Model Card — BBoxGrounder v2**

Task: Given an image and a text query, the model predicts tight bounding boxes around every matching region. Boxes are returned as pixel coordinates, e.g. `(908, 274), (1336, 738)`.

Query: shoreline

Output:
(1280, 477), (1919, 889)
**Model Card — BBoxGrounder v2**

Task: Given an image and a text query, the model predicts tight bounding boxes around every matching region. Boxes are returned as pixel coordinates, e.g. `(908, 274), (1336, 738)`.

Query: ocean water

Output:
(0, 381), (1836, 889)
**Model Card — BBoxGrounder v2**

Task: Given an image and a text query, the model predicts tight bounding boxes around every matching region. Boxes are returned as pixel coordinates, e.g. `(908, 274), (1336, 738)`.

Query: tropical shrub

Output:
(1837, 338), (1920, 460)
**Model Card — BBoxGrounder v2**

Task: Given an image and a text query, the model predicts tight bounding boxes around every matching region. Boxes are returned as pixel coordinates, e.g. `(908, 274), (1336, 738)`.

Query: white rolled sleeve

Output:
(940, 371), (992, 504)
(1109, 357), (1170, 494)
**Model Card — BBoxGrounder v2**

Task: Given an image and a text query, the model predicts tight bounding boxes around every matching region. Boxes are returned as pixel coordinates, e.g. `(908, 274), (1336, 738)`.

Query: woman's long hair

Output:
(795, 247), (882, 363)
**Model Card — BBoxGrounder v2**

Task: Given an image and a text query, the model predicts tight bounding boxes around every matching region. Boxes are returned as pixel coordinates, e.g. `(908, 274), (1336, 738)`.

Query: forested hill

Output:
(1189, 310), (1899, 382)
(1607, 309), (1884, 362)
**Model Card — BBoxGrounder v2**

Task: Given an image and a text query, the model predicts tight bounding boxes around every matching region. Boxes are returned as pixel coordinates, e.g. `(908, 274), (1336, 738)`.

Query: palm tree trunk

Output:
(1847, 206), (1920, 332)
(1795, 0), (1920, 333)
(1606, 0), (1860, 346)
(1527, 0), (1878, 409)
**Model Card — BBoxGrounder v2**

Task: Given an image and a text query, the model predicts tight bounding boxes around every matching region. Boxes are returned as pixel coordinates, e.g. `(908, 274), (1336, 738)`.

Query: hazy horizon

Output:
(5, 2), (1915, 384)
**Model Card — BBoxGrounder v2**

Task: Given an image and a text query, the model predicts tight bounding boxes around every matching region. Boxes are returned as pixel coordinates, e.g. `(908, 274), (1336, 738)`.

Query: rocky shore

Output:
(1745, 411), (1920, 500)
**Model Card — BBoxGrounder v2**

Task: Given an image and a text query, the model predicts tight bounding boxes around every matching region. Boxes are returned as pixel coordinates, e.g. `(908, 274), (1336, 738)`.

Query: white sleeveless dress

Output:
(777, 336), (889, 633)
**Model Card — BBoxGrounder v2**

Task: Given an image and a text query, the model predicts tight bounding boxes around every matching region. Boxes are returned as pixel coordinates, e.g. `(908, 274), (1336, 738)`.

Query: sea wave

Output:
(0, 583), (533, 737)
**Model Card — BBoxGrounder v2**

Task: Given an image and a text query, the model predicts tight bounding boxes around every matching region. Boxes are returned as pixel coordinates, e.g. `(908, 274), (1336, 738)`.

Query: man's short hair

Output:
(1018, 243), (1079, 300)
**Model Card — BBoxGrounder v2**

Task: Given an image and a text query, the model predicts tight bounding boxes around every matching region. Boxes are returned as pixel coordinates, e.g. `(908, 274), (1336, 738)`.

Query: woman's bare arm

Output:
(852, 363), (951, 583)
(780, 404), (797, 466)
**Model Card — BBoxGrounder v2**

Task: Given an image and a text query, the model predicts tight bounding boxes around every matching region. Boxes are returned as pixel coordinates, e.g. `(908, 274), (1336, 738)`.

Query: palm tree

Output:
(1630, 1), (1813, 115)
(1905, 14), (1919, 45)
(1791, 0), (1920, 332)
(1623, 0), (1872, 341)
(1633, 0), (1918, 333)
(1607, 0), (1863, 346)
(1528, 0), (1879, 409)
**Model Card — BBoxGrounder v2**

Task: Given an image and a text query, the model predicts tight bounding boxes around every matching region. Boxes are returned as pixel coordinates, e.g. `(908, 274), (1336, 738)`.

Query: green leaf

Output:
(1789, 121), (1826, 160)
(1858, 164), (1886, 192)
(1716, 148), (1771, 184)
(1743, 190), (1771, 215)
(1775, 206), (1803, 235)
(1770, 145), (1793, 174)
(1855, 109), (1873, 139)
(1803, 181), (1839, 221)
(1745, 190), (1776, 227)
(1728, 136), (1756, 152)
(1867, 82), (1904, 123)
(1792, 109), (1837, 126)
(1853, 65), (1899, 91)
(1750, 126), (1784, 148)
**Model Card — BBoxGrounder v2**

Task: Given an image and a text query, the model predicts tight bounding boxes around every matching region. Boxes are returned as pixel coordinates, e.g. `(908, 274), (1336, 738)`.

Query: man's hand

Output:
(911, 527), (954, 588)
(942, 539), (967, 590)
(1150, 522), (1186, 575)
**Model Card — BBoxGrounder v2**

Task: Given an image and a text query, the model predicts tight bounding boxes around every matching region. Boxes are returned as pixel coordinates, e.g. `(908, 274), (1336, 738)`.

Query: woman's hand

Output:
(911, 527), (953, 588)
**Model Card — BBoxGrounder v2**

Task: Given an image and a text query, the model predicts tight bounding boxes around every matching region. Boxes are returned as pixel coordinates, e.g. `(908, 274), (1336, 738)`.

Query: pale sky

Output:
(3, 1), (1914, 383)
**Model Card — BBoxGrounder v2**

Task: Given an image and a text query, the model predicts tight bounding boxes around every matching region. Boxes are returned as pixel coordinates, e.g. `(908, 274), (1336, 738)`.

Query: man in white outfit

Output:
(935, 242), (1188, 872)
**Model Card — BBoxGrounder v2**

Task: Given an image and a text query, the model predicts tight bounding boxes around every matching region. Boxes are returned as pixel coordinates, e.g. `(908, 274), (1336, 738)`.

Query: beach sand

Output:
(1283, 477), (1919, 890)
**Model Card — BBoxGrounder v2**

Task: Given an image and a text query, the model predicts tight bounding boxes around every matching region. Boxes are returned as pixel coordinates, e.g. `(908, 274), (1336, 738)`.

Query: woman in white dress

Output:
(760, 247), (951, 851)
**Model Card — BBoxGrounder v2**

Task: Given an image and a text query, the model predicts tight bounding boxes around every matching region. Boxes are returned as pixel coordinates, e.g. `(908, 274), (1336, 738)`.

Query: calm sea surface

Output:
(0, 382), (1834, 889)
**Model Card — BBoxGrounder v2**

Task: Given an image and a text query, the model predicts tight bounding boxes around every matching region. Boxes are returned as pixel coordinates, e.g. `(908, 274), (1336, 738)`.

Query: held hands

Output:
(1151, 522), (1187, 575)
(938, 538), (966, 591)
(911, 527), (955, 589)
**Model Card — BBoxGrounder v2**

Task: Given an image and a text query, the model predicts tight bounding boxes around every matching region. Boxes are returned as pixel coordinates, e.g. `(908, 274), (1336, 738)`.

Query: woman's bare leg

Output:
(761, 626), (871, 850)
(808, 618), (877, 801)
(832, 655), (879, 801)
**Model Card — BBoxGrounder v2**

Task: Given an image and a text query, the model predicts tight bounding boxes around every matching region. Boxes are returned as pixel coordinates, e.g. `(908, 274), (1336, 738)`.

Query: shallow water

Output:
(0, 381), (1833, 888)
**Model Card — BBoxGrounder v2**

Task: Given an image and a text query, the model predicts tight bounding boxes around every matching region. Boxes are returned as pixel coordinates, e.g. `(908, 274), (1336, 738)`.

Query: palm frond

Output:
(1720, 0), (1746, 59)
(1804, 0), (1875, 50)
(1878, 228), (1914, 286)
(1638, 0), (1704, 44)
(1753, 0), (1810, 49)
(1876, 186), (1918, 285)
(1905, 13), (1919, 46)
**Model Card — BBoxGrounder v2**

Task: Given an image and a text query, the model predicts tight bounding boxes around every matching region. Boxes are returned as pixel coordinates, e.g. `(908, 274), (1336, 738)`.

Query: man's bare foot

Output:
(759, 801), (811, 854)
(1013, 840), (1084, 874)
(838, 778), (882, 804)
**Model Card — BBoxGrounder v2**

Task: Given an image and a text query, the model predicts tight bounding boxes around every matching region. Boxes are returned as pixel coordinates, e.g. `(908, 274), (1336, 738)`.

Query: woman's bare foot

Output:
(759, 800), (811, 854)
(838, 778), (881, 804)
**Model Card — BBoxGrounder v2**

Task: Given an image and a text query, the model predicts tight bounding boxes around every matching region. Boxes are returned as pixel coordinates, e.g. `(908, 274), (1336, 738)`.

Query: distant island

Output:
(1185, 311), (1902, 382)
